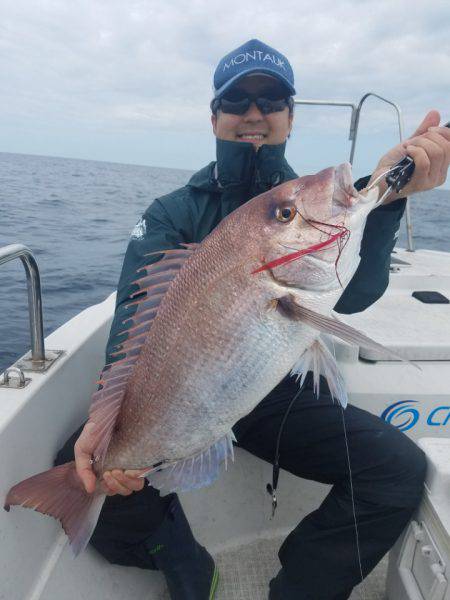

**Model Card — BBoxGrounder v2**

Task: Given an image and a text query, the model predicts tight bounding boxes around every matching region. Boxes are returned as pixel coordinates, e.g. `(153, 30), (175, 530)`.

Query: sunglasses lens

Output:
(216, 88), (289, 115)
(219, 97), (250, 115)
(256, 98), (288, 114)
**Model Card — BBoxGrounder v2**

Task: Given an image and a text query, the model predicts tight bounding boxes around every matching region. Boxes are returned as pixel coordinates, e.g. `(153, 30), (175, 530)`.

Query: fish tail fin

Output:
(4, 461), (106, 556)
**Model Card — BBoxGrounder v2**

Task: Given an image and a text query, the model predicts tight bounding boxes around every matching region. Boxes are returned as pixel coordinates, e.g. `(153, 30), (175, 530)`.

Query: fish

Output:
(4, 163), (406, 554)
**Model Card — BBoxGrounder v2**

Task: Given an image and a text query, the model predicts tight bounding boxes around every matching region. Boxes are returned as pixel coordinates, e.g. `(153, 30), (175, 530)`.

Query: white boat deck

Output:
(1, 246), (449, 599)
(181, 537), (388, 600)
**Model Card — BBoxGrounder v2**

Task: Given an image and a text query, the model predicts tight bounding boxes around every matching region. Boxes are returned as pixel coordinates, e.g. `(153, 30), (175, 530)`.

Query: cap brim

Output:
(214, 68), (296, 99)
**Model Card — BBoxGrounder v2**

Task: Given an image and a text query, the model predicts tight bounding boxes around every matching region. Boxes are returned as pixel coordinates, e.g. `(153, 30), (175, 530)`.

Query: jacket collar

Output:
(214, 138), (295, 189)
(187, 138), (298, 194)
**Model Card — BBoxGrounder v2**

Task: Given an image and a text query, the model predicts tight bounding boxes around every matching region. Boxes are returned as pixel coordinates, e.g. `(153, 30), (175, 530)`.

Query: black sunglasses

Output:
(211, 90), (293, 116)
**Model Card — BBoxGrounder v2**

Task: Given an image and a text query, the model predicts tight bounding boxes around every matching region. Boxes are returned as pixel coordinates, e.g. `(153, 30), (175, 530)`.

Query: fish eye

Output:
(275, 205), (296, 223)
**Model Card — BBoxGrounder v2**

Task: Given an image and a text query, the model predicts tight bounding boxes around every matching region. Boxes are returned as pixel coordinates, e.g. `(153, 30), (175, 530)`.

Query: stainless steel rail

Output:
(0, 244), (45, 363)
(0, 243), (62, 374)
(294, 93), (414, 251)
(292, 98), (358, 142)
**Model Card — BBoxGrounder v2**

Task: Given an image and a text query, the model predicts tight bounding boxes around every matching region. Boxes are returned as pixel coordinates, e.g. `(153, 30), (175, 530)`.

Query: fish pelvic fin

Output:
(277, 294), (418, 368)
(4, 461), (106, 556)
(142, 432), (235, 495)
(291, 338), (348, 407)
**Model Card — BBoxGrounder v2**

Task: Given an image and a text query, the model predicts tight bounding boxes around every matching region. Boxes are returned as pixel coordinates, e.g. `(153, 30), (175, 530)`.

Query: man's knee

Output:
(354, 423), (427, 509)
(402, 440), (428, 504)
(91, 486), (174, 569)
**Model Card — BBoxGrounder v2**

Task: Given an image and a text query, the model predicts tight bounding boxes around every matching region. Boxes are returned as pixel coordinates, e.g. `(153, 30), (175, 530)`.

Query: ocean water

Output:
(0, 151), (448, 373)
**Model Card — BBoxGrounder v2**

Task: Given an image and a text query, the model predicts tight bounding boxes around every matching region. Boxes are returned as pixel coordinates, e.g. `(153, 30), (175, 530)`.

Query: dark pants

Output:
(56, 373), (427, 599)
(234, 374), (427, 599)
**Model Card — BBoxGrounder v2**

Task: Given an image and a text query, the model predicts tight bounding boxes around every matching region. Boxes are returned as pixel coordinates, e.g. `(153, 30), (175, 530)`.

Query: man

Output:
(57, 39), (450, 599)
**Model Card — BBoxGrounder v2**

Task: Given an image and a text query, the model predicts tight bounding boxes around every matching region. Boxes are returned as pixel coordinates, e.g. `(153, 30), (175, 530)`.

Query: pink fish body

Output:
(5, 163), (391, 553)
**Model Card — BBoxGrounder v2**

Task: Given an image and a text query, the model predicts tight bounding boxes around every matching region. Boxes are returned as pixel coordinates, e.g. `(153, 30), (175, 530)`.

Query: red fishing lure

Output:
(252, 217), (350, 279)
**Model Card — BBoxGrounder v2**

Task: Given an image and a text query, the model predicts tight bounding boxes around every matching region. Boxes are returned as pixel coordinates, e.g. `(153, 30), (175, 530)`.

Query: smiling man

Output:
(57, 39), (450, 600)
(211, 74), (294, 146)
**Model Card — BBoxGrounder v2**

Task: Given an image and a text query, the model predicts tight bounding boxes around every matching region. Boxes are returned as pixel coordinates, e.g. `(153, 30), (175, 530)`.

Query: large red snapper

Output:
(4, 163), (394, 554)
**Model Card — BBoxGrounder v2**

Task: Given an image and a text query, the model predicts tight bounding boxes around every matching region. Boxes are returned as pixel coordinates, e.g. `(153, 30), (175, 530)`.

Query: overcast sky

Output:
(1, 0), (449, 186)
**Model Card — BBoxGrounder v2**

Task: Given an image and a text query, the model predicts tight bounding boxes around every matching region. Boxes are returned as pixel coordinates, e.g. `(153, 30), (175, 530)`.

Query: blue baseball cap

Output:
(213, 39), (296, 99)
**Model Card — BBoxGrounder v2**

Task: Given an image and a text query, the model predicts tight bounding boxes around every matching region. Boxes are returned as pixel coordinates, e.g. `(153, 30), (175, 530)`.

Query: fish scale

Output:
(106, 214), (335, 471)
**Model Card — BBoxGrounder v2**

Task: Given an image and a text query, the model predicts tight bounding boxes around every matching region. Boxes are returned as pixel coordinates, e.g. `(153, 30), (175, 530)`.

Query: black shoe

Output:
(144, 496), (219, 599)
(270, 570), (352, 600)
(269, 569), (304, 599)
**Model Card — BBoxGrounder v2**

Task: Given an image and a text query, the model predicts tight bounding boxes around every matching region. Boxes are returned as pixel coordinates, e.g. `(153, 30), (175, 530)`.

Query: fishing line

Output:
(266, 379), (307, 518)
(330, 340), (367, 599)
(273, 208), (350, 287)
(374, 186), (394, 207)
(340, 405), (367, 600)
(267, 367), (367, 598)
(295, 208), (351, 286)
(364, 167), (396, 208)
(265, 195), (369, 596)
(365, 168), (392, 192)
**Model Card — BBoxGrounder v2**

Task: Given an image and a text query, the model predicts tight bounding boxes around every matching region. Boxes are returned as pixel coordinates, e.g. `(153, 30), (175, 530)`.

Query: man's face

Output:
(211, 74), (293, 148)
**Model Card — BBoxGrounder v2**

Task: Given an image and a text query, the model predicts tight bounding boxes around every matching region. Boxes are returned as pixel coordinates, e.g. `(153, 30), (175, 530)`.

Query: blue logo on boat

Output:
(381, 400), (420, 431)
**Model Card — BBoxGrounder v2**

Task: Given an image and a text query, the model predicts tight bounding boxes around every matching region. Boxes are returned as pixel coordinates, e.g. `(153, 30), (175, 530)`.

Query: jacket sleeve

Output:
(104, 198), (187, 362)
(334, 176), (406, 315)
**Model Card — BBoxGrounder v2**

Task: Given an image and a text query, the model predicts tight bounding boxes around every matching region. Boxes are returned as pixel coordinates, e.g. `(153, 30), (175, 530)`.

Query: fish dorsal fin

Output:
(88, 243), (200, 465)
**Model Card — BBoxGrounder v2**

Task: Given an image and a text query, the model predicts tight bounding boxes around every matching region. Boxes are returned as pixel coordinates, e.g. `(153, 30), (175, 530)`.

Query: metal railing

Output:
(0, 244), (62, 375)
(294, 93), (414, 251)
(0, 244), (45, 363)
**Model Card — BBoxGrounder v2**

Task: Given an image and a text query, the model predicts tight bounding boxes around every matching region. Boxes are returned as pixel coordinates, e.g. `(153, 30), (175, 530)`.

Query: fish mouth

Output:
(331, 163), (359, 213)
(332, 162), (379, 212)
(296, 163), (361, 224)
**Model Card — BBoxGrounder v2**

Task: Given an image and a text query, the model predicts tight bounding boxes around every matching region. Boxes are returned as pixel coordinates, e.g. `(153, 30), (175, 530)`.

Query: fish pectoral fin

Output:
(144, 432), (235, 494)
(291, 338), (348, 407)
(277, 295), (418, 368)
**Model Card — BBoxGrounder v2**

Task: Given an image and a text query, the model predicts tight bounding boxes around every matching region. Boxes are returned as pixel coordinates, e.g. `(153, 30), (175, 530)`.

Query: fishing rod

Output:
(369, 120), (450, 200)
(387, 120), (450, 192)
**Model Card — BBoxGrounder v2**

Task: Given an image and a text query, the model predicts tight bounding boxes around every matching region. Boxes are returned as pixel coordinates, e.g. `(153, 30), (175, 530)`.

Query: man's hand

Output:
(74, 421), (146, 496)
(368, 110), (450, 204)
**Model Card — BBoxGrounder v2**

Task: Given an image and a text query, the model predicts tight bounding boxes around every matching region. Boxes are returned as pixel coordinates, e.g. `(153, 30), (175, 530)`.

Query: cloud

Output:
(1, 0), (449, 163)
